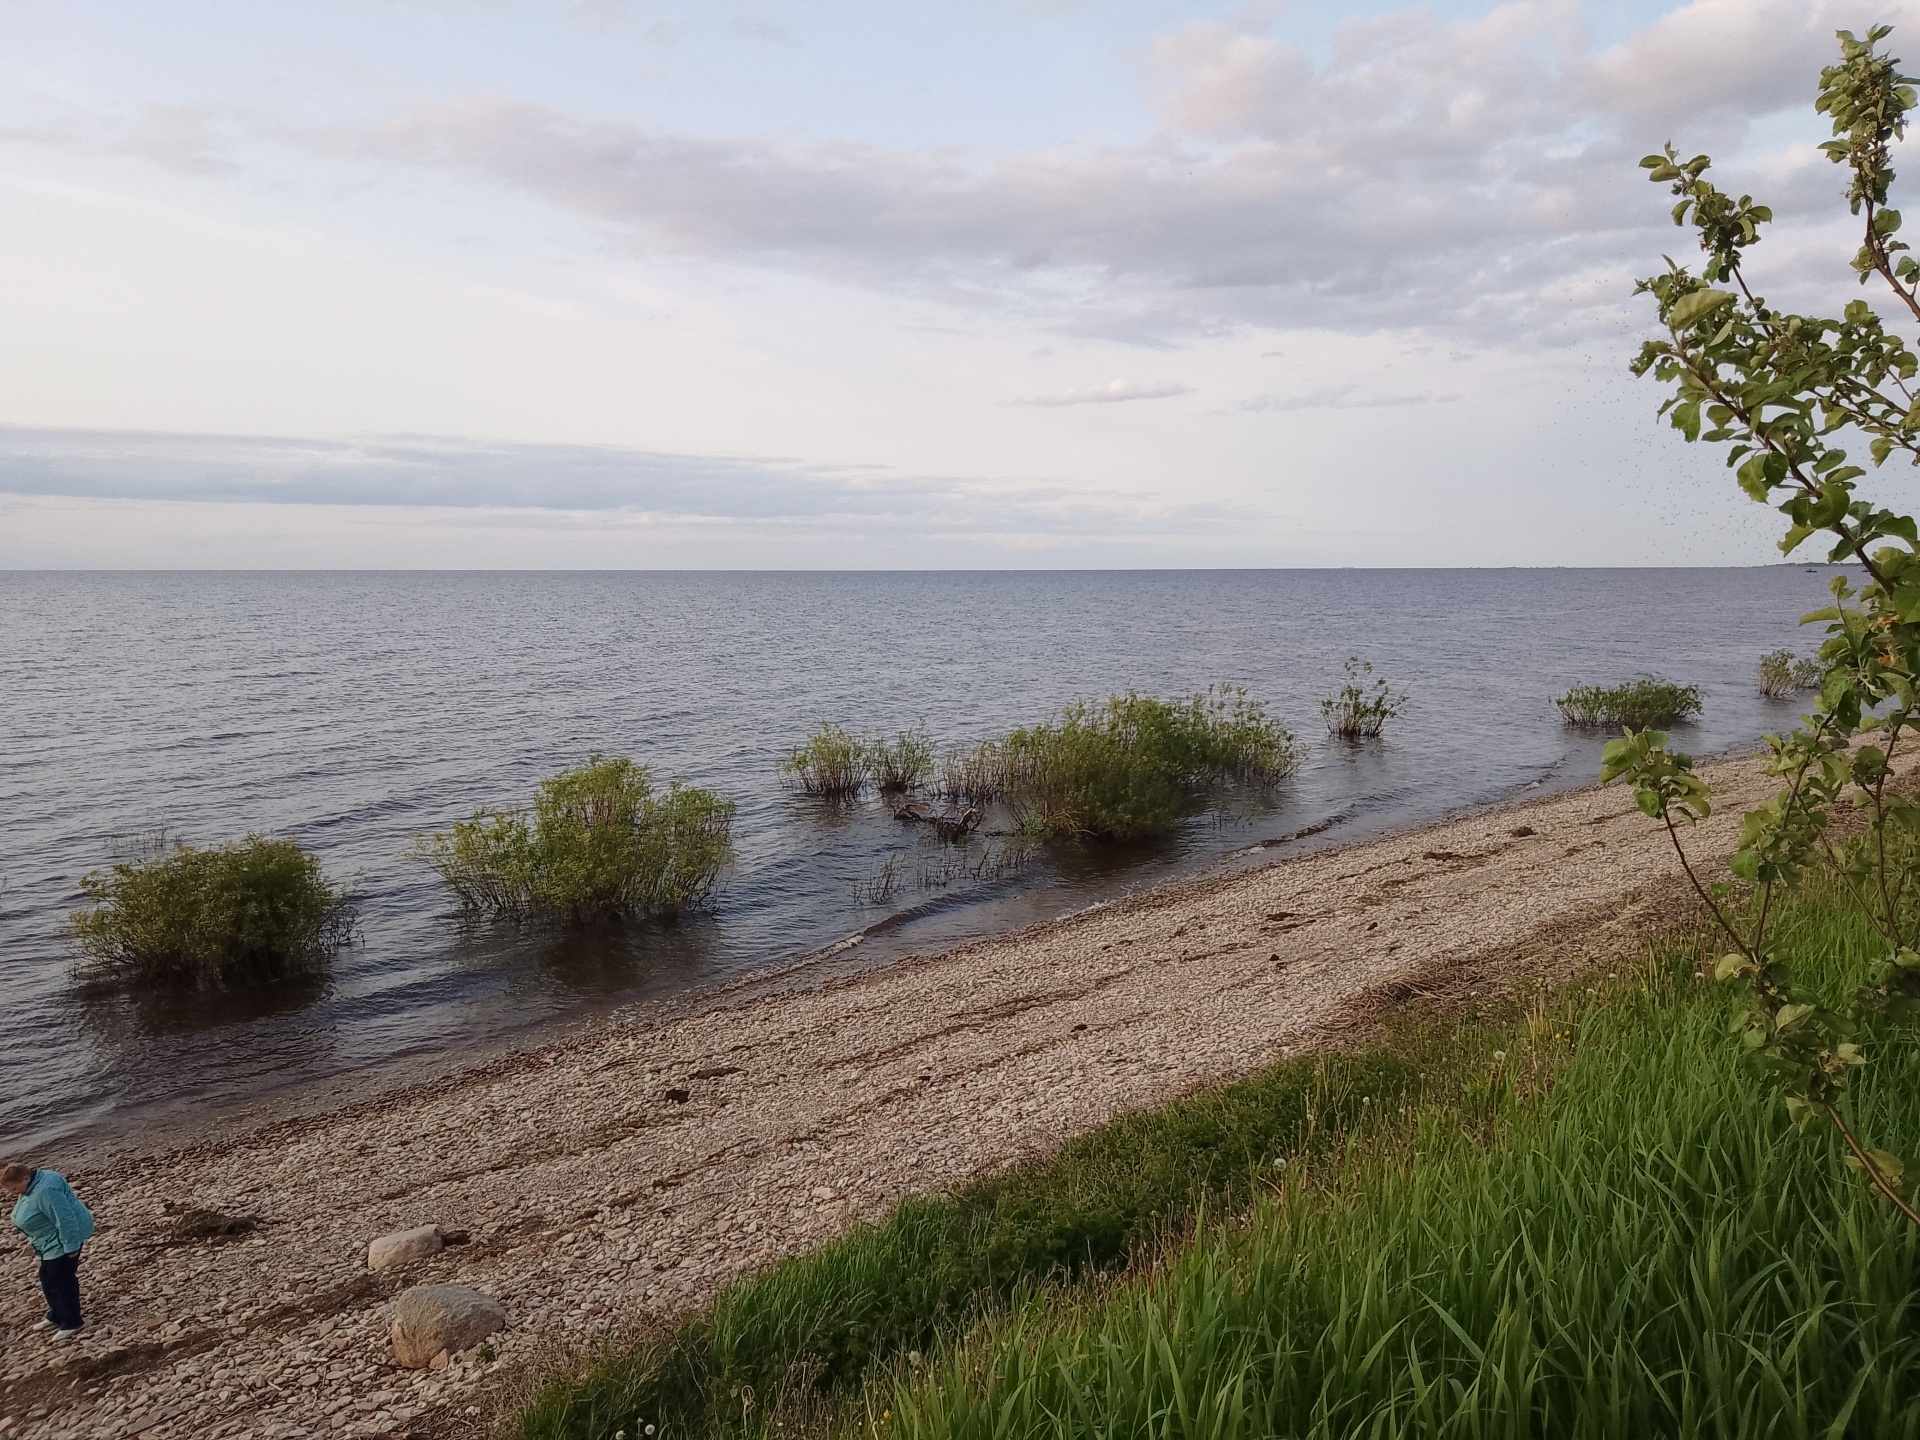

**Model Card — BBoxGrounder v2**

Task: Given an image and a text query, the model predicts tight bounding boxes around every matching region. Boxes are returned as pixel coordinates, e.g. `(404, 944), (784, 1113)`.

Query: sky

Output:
(1, 0), (1916, 568)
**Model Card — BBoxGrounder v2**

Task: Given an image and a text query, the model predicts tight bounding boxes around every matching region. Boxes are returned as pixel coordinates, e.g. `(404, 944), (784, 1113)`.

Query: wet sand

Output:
(0, 749), (1835, 1440)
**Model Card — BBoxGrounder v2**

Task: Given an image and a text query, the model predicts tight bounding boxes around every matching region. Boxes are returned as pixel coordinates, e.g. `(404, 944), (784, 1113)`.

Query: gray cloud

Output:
(0, 426), (1250, 538)
(312, 0), (1899, 344)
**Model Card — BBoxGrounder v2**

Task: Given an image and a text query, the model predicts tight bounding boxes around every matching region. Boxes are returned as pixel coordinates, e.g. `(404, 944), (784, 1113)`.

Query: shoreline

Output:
(0, 746), (1844, 1440)
(43, 749), (1609, 1173)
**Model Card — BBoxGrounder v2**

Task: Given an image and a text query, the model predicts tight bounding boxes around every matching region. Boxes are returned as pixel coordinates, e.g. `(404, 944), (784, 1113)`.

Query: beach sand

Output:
(0, 749), (1845, 1439)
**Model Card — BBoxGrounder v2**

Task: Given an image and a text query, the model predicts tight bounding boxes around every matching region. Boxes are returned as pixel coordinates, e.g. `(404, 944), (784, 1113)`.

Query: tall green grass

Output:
(998, 688), (1297, 843)
(519, 879), (1920, 1440)
(883, 888), (1920, 1440)
(517, 1050), (1420, 1440)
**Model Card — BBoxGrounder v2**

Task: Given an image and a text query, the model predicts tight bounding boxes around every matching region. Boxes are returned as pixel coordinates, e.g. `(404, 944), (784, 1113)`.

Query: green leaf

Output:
(1668, 288), (1737, 328)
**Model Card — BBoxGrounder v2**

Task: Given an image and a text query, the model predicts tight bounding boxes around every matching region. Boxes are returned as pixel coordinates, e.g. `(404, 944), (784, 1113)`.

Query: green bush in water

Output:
(1003, 687), (1296, 842)
(1556, 676), (1701, 728)
(69, 833), (351, 987)
(415, 756), (735, 923)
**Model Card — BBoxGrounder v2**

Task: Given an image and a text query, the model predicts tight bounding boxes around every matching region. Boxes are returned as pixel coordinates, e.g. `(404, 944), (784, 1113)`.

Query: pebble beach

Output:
(0, 748), (1830, 1440)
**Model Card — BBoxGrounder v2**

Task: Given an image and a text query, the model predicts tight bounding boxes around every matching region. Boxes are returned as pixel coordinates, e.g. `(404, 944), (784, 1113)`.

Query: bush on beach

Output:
(414, 756), (734, 923)
(69, 833), (351, 987)
(1556, 676), (1701, 728)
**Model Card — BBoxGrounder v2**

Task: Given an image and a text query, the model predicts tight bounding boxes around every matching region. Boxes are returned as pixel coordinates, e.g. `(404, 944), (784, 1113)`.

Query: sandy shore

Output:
(0, 750), (1842, 1439)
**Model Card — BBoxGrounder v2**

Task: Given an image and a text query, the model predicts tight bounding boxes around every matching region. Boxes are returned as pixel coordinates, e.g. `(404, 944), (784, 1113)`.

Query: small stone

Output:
(367, 1227), (445, 1273)
(389, 1286), (507, 1370)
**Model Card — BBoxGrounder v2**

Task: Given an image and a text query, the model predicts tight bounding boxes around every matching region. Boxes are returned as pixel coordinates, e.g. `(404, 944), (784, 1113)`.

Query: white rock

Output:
(367, 1226), (445, 1272)
(389, 1285), (507, 1370)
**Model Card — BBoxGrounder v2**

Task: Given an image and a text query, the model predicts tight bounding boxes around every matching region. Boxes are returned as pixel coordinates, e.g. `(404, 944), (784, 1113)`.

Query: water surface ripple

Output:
(0, 569), (1840, 1153)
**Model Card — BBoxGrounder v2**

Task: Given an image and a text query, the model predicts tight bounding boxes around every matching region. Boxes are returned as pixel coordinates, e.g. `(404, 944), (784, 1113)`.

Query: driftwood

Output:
(893, 801), (983, 840)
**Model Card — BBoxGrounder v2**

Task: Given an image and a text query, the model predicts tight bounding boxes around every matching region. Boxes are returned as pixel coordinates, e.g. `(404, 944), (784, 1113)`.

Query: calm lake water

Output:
(0, 569), (1845, 1155)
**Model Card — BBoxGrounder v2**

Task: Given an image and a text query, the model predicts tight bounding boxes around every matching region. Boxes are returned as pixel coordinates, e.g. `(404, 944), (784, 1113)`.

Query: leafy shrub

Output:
(1320, 657), (1408, 738)
(415, 756), (734, 923)
(781, 724), (868, 797)
(938, 741), (1011, 805)
(1556, 677), (1701, 728)
(1757, 648), (1823, 698)
(868, 729), (934, 793)
(69, 833), (351, 987)
(1001, 687), (1296, 842)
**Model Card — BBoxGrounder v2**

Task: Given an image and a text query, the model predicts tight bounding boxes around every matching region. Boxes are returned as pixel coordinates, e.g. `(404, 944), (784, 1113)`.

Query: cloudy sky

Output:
(2, 0), (1914, 567)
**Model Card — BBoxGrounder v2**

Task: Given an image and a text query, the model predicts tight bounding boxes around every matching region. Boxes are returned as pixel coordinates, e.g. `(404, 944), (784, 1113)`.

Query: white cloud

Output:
(1016, 378), (1194, 406)
(303, 0), (1915, 346)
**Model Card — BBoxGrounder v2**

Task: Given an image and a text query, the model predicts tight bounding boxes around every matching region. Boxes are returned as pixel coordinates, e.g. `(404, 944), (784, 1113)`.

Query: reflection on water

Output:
(0, 568), (1848, 1154)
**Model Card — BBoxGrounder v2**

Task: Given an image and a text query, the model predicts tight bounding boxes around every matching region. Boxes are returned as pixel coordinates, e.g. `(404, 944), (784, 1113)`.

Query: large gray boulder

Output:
(390, 1284), (507, 1369)
(367, 1225), (445, 1272)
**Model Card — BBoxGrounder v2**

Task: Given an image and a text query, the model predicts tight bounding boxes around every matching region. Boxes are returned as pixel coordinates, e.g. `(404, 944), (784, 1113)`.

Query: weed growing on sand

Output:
(1556, 677), (1701, 728)
(868, 729), (935, 794)
(414, 756), (734, 923)
(70, 833), (352, 987)
(1757, 648), (1823, 698)
(1320, 657), (1409, 738)
(782, 724), (869, 798)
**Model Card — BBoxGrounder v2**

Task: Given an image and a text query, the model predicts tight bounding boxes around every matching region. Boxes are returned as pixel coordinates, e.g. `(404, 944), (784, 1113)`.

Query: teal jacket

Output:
(11, 1171), (94, 1261)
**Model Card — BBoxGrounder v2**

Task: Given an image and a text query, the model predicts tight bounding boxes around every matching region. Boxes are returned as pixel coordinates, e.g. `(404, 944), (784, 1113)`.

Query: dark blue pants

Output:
(39, 1249), (82, 1331)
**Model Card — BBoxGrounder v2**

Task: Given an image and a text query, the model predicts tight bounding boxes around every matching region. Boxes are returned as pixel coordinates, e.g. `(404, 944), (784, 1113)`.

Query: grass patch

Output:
(1320, 657), (1408, 739)
(69, 832), (351, 988)
(414, 756), (734, 924)
(517, 872), (1920, 1440)
(868, 730), (934, 794)
(784, 725), (870, 798)
(1758, 648), (1823, 698)
(1556, 675), (1702, 728)
(516, 1048), (1422, 1440)
(883, 882), (1920, 1440)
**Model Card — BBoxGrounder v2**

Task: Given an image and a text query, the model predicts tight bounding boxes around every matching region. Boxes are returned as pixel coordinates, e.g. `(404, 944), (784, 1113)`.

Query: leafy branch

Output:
(1614, 25), (1920, 1222)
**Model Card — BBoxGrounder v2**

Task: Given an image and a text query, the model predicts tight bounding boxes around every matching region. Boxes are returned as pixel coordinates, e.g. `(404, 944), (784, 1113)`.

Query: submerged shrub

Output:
(868, 728), (934, 793)
(782, 724), (869, 798)
(1002, 687), (1296, 843)
(1757, 648), (1823, 698)
(938, 740), (1011, 805)
(69, 833), (351, 987)
(1557, 676), (1701, 728)
(1321, 657), (1409, 738)
(415, 756), (734, 924)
